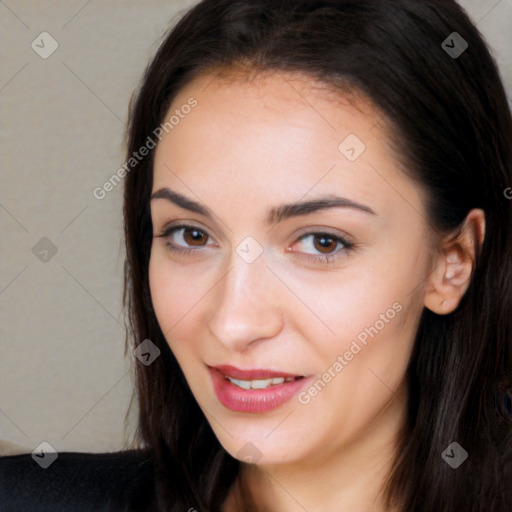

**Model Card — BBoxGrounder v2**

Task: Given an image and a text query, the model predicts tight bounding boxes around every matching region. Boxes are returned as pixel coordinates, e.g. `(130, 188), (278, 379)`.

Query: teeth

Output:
(252, 379), (273, 389)
(227, 376), (295, 390)
(229, 378), (252, 390)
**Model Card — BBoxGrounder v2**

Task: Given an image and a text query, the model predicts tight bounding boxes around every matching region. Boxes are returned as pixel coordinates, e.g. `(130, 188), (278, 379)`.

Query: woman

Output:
(1, 1), (511, 511)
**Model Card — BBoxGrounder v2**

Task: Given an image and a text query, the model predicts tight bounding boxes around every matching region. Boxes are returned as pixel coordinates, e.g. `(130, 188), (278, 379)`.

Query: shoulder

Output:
(0, 448), (154, 512)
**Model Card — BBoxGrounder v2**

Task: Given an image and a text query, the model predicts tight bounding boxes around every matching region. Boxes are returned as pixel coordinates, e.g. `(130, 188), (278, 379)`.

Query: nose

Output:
(207, 249), (284, 353)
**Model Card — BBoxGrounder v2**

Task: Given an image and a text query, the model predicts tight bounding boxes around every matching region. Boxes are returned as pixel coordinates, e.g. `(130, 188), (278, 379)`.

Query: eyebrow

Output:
(150, 187), (376, 225)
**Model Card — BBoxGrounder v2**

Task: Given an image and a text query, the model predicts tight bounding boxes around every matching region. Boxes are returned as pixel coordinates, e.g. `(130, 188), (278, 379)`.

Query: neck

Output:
(226, 383), (407, 512)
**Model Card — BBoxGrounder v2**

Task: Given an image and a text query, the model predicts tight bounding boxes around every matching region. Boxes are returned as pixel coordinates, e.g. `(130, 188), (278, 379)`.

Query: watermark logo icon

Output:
(134, 339), (161, 366)
(236, 236), (264, 264)
(338, 134), (366, 162)
(31, 32), (59, 59)
(441, 441), (468, 469)
(236, 442), (263, 463)
(442, 32), (468, 59)
(32, 441), (58, 469)
(32, 237), (58, 263)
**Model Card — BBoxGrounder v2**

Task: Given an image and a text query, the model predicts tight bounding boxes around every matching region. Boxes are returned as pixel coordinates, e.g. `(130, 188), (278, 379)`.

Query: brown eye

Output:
(157, 224), (213, 254)
(182, 227), (208, 246)
(312, 234), (338, 254)
(291, 231), (355, 265)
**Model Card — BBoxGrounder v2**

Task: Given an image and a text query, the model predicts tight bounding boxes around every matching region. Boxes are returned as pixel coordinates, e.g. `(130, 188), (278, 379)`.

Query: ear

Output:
(424, 208), (485, 315)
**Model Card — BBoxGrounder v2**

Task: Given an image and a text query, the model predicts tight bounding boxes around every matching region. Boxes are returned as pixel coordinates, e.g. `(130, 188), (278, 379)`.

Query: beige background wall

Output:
(1, 0), (511, 456)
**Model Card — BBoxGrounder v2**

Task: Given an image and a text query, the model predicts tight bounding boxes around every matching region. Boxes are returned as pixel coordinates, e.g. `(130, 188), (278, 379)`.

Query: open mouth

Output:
(209, 365), (311, 413)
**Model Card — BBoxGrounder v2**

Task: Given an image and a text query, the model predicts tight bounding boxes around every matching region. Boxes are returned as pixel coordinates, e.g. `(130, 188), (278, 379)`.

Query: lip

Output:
(208, 365), (312, 413)
(211, 364), (304, 380)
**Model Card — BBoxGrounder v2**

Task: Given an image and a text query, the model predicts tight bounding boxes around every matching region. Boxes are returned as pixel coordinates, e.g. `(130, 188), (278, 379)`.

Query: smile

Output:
(209, 365), (310, 413)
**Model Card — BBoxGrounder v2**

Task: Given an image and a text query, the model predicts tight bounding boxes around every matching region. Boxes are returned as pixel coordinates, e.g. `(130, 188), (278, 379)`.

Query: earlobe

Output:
(423, 208), (485, 315)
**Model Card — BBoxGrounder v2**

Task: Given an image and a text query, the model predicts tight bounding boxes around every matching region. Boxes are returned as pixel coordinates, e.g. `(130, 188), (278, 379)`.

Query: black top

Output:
(0, 449), (154, 512)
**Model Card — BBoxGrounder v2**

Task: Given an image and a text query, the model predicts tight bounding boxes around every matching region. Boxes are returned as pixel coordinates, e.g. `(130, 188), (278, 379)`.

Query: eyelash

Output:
(155, 224), (355, 265)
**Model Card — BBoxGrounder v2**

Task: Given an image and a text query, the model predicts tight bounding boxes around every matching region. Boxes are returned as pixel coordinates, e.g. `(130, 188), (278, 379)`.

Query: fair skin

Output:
(148, 70), (485, 512)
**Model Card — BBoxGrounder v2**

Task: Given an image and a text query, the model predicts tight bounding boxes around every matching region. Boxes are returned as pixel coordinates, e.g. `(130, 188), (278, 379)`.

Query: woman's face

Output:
(149, 70), (433, 466)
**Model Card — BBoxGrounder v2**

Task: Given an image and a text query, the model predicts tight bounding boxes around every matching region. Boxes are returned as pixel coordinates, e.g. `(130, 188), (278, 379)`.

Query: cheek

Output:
(283, 262), (415, 361)
(292, 275), (418, 441)
(148, 252), (207, 345)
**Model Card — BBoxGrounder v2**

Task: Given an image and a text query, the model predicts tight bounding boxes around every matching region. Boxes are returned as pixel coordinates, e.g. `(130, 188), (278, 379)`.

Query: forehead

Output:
(152, 69), (424, 225)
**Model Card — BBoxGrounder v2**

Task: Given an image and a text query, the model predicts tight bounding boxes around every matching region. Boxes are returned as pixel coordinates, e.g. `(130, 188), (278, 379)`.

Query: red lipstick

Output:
(209, 365), (311, 413)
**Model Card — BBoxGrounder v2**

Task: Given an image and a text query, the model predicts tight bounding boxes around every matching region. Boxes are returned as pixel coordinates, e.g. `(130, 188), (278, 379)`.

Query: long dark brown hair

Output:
(120, 1), (512, 510)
